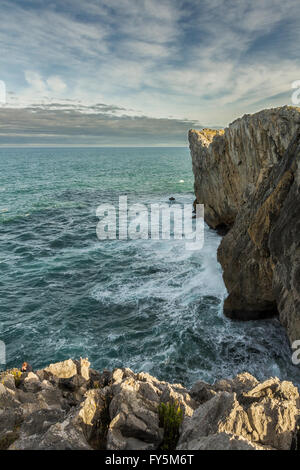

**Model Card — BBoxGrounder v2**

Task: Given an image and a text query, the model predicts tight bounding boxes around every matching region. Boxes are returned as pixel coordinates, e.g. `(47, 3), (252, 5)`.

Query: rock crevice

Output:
(0, 360), (299, 450)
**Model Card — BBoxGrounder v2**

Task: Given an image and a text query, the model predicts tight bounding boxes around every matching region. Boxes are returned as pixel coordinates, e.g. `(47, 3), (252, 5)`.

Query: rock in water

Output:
(189, 106), (300, 343)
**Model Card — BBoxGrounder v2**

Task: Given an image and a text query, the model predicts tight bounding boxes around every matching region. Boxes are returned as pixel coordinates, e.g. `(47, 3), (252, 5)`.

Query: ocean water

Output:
(0, 147), (299, 387)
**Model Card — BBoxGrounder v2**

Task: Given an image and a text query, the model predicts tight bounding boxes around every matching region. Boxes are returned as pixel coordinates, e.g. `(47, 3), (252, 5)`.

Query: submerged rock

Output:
(0, 361), (299, 450)
(189, 106), (300, 342)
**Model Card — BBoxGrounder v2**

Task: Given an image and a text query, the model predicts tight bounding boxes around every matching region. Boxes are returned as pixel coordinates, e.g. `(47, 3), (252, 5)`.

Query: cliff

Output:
(0, 359), (299, 450)
(189, 106), (300, 342)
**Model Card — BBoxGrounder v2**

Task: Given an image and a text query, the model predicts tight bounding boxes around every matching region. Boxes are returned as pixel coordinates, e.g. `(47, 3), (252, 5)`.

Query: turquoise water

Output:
(0, 147), (299, 387)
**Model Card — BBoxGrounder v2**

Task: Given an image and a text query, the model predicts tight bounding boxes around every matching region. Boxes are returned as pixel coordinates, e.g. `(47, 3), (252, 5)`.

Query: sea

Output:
(0, 146), (299, 387)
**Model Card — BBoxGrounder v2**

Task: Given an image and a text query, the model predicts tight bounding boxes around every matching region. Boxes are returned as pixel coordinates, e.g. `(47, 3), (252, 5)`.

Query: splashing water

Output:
(0, 147), (299, 387)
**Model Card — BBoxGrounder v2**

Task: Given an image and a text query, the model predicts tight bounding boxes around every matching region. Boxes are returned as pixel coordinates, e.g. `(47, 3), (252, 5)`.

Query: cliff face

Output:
(0, 359), (299, 451)
(189, 106), (300, 343)
(189, 106), (300, 229)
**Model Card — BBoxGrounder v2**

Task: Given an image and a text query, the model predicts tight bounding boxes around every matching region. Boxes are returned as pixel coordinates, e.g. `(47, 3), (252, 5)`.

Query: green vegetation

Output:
(89, 392), (112, 450)
(158, 400), (184, 450)
(0, 368), (22, 387)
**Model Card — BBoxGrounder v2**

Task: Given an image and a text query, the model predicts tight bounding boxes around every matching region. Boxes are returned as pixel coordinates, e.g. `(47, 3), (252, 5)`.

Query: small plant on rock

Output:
(0, 368), (22, 387)
(158, 400), (183, 450)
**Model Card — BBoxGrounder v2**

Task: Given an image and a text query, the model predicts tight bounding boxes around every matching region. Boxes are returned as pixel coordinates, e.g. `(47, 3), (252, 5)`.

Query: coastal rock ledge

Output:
(0, 359), (299, 450)
(189, 106), (300, 342)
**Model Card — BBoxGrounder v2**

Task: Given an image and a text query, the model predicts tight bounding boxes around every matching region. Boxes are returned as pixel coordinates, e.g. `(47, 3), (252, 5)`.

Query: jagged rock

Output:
(189, 380), (217, 404)
(177, 432), (266, 450)
(107, 369), (163, 450)
(77, 388), (110, 449)
(160, 384), (197, 417)
(0, 384), (23, 449)
(242, 378), (299, 449)
(21, 372), (42, 393)
(178, 376), (299, 451)
(1, 360), (299, 451)
(44, 359), (78, 379)
(189, 374), (259, 406)
(178, 391), (253, 448)
(107, 368), (197, 450)
(9, 387), (106, 450)
(189, 106), (300, 230)
(74, 358), (90, 381)
(213, 372), (259, 395)
(10, 407), (92, 450)
(189, 106), (300, 341)
(91, 368), (113, 388)
(8, 409), (67, 450)
(1, 374), (16, 391)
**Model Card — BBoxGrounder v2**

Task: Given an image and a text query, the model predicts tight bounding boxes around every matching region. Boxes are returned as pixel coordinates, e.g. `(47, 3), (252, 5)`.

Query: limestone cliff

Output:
(189, 106), (300, 343)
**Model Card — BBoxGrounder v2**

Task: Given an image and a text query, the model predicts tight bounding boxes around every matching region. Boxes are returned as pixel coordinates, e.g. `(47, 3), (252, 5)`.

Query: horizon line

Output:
(0, 145), (189, 149)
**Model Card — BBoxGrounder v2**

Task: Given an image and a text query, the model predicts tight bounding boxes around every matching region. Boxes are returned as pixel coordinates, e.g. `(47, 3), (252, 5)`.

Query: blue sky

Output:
(0, 0), (300, 145)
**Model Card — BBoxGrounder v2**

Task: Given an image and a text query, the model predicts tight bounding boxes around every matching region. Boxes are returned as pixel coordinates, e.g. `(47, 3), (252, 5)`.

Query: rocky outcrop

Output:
(0, 360), (299, 450)
(189, 106), (300, 341)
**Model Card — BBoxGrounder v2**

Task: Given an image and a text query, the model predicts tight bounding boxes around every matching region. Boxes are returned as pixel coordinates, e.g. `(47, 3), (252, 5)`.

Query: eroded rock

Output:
(44, 359), (78, 379)
(178, 376), (299, 451)
(107, 368), (197, 450)
(189, 106), (300, 341)
(0, 360), (299, 451)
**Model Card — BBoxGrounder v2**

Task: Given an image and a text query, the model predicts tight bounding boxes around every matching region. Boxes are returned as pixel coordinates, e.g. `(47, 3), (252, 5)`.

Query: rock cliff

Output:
(0, 359), (299, 450)
(189, 106), (300, 342)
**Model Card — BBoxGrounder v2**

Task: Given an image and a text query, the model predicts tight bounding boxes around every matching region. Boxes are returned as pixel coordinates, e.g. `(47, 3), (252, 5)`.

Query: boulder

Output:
(189, 380), (217, 404)
(21, 372), (42, 393)
(44, 359), (78, 379)
(10, 408), (92, 450)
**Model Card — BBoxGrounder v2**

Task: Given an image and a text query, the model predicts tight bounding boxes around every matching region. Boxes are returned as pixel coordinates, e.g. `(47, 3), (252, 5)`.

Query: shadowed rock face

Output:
(189, 106), (300, 343)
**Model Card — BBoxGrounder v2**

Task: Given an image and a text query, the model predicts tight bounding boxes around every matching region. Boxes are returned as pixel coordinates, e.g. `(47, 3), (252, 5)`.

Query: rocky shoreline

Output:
(0, 358), (299, 450)
(189, 106), (300, 344)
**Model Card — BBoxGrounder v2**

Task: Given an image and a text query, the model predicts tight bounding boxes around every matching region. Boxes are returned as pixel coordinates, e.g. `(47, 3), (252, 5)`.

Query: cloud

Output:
(46, 76), (67, 93)
(0, 0), (300, 142)
(0, 104), (201, 146)
(25, 71), (47, 93)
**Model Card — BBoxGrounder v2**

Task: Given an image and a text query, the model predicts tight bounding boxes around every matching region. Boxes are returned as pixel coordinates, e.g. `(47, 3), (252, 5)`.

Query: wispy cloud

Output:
(0, 0), (300, 144)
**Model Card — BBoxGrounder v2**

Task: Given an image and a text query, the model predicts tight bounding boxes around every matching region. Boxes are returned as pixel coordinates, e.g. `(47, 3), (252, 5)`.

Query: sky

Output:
(0, 0), (300, 146)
